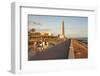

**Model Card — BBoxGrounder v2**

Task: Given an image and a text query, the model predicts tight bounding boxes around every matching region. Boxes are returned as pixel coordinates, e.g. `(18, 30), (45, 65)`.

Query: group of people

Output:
(33, 40), (49, 52)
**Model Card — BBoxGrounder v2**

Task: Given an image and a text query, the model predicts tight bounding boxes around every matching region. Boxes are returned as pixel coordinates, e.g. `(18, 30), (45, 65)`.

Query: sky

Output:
(28, 15), (88, 38)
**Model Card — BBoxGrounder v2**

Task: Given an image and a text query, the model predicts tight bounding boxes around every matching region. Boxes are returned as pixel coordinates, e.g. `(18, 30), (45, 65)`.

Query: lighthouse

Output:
(59, 21), (65, 39)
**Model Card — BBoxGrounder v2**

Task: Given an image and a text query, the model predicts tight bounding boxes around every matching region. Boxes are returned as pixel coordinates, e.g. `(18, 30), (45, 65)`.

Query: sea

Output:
(74, 37), (88, 44)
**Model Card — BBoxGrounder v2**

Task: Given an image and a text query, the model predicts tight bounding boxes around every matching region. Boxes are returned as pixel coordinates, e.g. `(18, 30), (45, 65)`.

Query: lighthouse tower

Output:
(59, 21), (65, 39)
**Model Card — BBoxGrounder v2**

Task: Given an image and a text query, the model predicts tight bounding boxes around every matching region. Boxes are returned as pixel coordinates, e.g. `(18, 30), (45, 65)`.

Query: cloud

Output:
(29, 20), (42, 26)
(36, 28), (51, 31)
(32, 21), (41, 25)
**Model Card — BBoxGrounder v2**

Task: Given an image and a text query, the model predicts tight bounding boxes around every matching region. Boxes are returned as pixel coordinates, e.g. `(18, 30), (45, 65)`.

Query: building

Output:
(59, 21), (65, 39)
